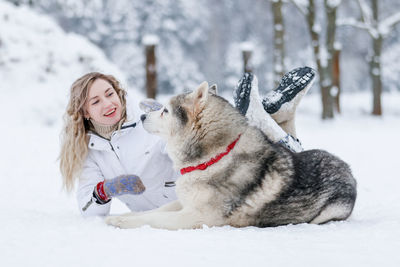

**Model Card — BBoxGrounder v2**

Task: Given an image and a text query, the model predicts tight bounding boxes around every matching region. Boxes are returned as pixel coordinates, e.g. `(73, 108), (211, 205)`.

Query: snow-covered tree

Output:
(290, 0), (342, 119)
(18, 0), (208, 95)
(338, 0), (400, 115)
(271, 0), (286, 87)
(8, 0), (400, 102)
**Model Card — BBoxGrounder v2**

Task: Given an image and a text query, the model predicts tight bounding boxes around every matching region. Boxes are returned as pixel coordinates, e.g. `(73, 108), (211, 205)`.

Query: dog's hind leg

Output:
(310, 203), (353, 224)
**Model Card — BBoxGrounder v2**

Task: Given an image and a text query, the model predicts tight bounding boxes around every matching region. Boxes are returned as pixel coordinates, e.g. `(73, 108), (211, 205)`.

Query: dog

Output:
(105, 82), (357, 229)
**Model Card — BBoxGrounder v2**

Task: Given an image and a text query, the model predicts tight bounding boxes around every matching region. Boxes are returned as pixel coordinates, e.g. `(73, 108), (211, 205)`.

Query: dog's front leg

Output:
(105, 209), (204, 230)
(110, 200), (183, 218)
(150, 200), (183, 212)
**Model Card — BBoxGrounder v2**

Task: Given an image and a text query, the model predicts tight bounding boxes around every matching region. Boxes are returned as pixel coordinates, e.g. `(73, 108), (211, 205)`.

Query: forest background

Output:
(7, 0), (400, 119)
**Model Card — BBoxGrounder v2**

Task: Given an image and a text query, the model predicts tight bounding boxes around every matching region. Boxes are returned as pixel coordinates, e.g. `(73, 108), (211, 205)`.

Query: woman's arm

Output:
(77, 154), (112, 217)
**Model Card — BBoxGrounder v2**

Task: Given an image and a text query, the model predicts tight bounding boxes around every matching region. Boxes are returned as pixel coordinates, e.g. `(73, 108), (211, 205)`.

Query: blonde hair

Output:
(59, 72), (127, 192)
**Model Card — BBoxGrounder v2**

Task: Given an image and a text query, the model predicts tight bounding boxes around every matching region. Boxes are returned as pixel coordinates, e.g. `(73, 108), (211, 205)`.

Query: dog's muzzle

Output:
(140, 114), (147, 122)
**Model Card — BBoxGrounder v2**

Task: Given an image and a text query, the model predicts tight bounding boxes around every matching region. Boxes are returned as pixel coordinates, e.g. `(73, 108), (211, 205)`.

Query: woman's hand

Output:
(139, 98), (163, 113)
(94, 175), (146, 203)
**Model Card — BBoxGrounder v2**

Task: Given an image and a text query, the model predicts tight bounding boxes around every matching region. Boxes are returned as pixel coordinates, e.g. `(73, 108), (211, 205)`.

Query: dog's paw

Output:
(105, 215), (127, 228)
(105, 215), (147, 229)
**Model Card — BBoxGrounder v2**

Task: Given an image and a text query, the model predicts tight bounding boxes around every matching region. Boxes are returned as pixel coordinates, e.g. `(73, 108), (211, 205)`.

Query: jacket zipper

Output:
(110, 143), (120, 161)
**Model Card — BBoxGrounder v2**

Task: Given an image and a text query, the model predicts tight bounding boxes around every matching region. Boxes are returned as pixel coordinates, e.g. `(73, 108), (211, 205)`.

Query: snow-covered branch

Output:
(289, 0), (308, 16)
(356, 0), (373, 25)
(337, 18), (378, 38)
(379, 12), (400, 37)
(326, 0), (342, 9)
(339, 2), (400, 39)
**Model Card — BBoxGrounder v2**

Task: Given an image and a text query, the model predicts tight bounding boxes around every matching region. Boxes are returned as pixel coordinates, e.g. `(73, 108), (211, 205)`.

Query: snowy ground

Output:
(1, 88), (399, 266)
(1, 2), (400, 266)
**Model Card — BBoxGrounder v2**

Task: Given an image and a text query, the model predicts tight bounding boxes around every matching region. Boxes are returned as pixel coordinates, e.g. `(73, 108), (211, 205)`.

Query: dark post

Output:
(241, 42), (253, 73)
(332, 47), (341, 113)
(144, 35), (158, 99)
(145, 45), (157, 99)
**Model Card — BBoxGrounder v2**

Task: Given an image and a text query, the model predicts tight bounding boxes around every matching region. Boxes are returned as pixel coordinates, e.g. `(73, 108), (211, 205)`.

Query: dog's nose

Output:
(140, 114), (147, 122)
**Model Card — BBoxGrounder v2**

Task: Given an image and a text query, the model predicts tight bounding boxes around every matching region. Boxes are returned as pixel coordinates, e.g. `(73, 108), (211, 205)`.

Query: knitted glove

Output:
(94, 175), (146, 204)
(82, 175), (146, 212)
(139, 98), (163, 113)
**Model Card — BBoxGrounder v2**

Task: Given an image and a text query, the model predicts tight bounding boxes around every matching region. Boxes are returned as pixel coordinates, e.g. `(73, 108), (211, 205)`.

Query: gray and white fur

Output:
(106, 82), (357, 229)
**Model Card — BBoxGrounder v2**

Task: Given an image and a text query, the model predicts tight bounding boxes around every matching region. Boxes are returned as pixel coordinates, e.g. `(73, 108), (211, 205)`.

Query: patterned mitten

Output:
(82, 175), (146, 212)
(94, 175), (146, 203)
(139, 98), (163, 113)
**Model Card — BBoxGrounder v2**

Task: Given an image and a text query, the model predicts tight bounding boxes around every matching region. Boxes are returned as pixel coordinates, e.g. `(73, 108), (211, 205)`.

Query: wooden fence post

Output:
(143, 35), (159, 99)
(240, 42), (254, 73)
(332, 47), (341, 113)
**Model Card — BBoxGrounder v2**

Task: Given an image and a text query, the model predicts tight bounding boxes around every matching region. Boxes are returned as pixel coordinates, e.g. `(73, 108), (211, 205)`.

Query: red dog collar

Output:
(180, 134), (241, 175)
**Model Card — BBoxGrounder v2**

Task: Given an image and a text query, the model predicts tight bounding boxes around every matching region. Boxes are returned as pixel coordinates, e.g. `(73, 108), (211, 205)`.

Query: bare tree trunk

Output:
(332, 48), (341, 113)
(341, 0), (400, 115)
(370, 0), (383, 115)
(271, 0), (285, 87)
(242, 49), (253, 73)
(145, 44), (157, 99)
(323, 0), (339, 118)
(371, 36), (383, 115)
(306, 0), (334, 119)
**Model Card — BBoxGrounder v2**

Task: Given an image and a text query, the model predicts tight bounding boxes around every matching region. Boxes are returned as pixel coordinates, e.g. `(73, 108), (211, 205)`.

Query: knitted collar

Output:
(90, 119), (119, 140)
(180, 134), (241, 175)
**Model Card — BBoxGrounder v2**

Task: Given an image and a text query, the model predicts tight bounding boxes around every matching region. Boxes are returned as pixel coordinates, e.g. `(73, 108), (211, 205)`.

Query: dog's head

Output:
(141, 82), (214, 137)
(142, 82), (246, 164)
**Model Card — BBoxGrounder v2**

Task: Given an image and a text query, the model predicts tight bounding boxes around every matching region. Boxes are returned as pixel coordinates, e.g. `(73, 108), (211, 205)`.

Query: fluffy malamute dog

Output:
(106, 82), (357, 229)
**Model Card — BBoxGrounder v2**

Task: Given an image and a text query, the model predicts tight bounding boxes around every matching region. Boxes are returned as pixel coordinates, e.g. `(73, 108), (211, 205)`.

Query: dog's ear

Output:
(193, 81), (209, 114)
(194, 81), (209, 104)
(209, 84), (218, 95)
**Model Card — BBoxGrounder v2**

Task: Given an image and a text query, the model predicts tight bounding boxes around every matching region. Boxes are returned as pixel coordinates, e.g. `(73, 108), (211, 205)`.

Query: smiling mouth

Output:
(104, 108), (116, 117)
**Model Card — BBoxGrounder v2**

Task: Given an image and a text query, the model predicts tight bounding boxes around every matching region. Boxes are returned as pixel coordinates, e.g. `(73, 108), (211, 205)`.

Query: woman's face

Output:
(84, 78), (122, 126)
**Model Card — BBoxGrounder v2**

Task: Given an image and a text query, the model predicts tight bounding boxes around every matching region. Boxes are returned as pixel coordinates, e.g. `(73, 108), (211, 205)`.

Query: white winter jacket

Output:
(77, 118), (178, 217)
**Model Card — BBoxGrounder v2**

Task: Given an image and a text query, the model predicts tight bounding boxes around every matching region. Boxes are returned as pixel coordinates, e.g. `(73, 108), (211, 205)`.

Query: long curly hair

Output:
(59, 72), (127, 192)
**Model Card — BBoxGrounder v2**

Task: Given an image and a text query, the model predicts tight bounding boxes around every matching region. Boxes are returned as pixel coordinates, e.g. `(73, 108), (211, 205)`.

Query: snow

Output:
(142, 34), (160, 46)
(3, 83), (400, 267)
(357, 0), (373, 25)
(312, 23), (321, 34)
(274, 23), (283, 31)
(379, 12), (400, 37)
(334, 41), (342, 50)
(0, 1), (130, 96)
(240, 41), (255, 52)
(1, 1), (400, 267)
(327, 0), (342, 8)
(383, 42), (400, 91)
(347, 0), (400, 39)
(330, 85), (339, 97)
(319, 46), (329, 68)
(274, 63), (283, 73)
(291, 0), (309, 14)
(372, 67), (380, 76)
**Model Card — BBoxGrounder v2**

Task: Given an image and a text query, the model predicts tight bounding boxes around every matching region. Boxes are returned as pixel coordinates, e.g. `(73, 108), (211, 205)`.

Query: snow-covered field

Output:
(1, 89), (399, 267)
(1, 1), (400, 266)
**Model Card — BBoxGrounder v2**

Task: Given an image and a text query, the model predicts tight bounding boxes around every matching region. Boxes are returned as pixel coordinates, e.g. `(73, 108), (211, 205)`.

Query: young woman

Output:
(59, 67), (315, 217)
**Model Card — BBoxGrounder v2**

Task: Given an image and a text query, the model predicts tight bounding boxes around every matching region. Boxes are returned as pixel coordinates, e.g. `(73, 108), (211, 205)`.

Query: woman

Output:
(59, 67), (315, 217)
